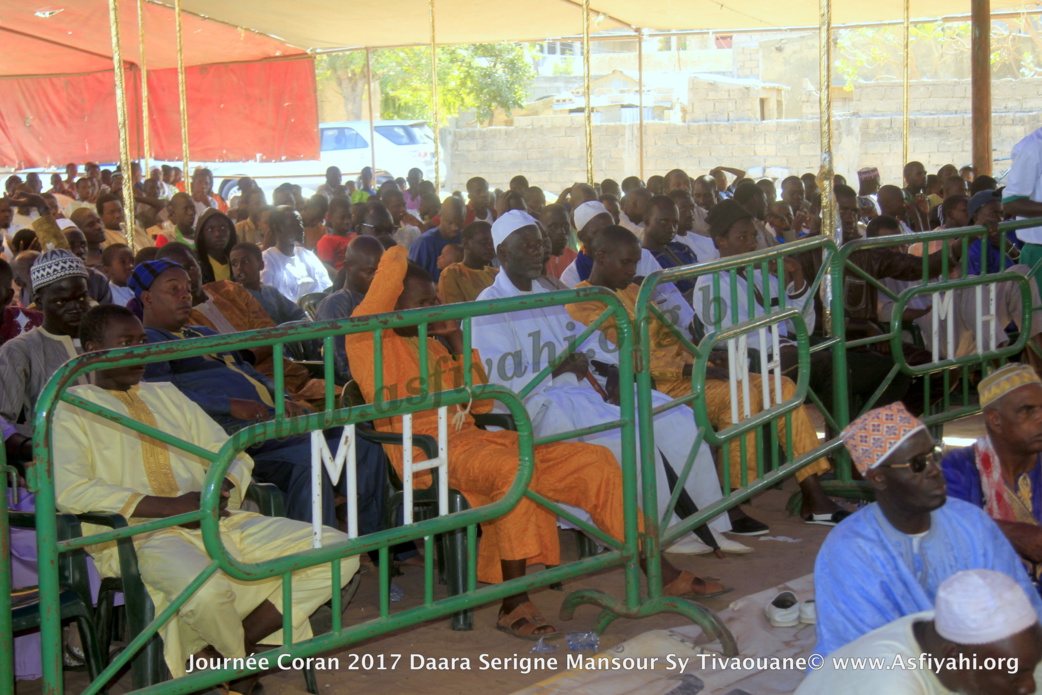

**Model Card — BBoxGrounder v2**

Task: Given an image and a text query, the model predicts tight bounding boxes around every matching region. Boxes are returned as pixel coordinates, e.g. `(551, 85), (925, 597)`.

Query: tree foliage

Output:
(316, 43), (535, 125)
(835, 16), (1042, 90)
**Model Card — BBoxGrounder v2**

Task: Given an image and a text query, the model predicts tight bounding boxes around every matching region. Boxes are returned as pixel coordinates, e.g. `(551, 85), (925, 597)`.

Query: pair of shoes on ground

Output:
(666, 529), (754, 555)
(765, 590), (816, 627)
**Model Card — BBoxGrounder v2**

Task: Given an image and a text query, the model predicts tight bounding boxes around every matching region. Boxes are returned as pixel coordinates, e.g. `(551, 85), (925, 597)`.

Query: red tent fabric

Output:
(0, 0), (317, 169)
(0, 58), (318, 169)
(0, 1), (305, 75)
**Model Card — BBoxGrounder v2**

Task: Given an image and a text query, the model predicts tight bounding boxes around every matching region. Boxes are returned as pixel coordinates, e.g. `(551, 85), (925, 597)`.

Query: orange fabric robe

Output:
(567, 281), (829, 489)
(189, 280), (333, 404)
(545, 247), (578, 281)
(436, 263), (498, 305)
(346, 246), (630, 583)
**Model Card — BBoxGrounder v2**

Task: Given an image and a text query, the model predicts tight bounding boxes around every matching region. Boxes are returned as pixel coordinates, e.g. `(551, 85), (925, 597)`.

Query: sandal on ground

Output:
(663, 571), (733, 599)
(804, 510), (852, 527)
(496, 601), (561, 641)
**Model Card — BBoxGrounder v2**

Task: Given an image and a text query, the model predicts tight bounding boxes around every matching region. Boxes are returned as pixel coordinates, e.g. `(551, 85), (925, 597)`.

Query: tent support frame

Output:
(818, 0), (836, 335)
(971, 0), (992, 175)
(107, 0), (137, 251)
(175, 0), (190, 182)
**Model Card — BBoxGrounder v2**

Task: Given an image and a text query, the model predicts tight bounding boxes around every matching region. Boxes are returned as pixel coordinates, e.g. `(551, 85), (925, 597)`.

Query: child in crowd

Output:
(419, 192), (442, 225)
(315, 196), (356, 272)
(436, 243), (463, 272)
(102, 243), (136, 307)
(229, 241), (308, 325)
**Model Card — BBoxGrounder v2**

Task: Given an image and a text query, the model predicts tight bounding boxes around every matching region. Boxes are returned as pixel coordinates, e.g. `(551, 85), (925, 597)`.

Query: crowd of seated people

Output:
(5, 130), (1042, 691)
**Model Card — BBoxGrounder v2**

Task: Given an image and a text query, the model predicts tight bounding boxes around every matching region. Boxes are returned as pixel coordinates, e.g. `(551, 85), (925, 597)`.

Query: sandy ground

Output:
(26, 414), (984, 695)
(34, 485), (832, 695)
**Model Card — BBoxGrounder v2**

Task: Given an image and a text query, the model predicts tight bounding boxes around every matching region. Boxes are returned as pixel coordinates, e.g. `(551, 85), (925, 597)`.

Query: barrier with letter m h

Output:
(632, 236), (852, 597)
(834, 217), (1042, 433)
(14, 218), (1041, 694)
(11, 285), (735, 695)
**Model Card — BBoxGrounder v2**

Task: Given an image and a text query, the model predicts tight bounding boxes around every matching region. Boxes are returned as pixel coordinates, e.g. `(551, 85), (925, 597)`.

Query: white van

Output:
(209, 119), (445, 201)
(319, 120), (441, 182)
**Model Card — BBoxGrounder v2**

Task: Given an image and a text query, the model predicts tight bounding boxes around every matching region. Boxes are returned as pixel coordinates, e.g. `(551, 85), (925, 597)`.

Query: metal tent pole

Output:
(902, 0), (910, 167)
(819, 0), (836, 335)
(637, 29), (645, 182)
(367, 48), (377, 174)
(109, 0), (137, 250)
(137, 0), (150, 174)
(175, 0), (190, 181)
(971, 0), (992, 175)
(582, 0), (593, 185)
(429, 0), (441, 191)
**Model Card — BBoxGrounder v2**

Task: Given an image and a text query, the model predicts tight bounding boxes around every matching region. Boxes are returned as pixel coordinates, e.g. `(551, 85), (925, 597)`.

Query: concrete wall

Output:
(687, 81), (785, 123)
(444, 76), (1041, 192)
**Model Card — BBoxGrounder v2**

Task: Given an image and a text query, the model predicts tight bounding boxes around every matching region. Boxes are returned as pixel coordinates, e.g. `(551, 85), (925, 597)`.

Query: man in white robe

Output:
(473, 210), (748, 555)
(260, 207), (333, 303)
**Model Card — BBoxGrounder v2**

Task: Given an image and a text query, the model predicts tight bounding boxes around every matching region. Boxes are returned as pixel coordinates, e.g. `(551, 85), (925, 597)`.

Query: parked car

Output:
(319, 120), (442, 183)
(7, 120), (446, 206)
(208, 119), (444, 201)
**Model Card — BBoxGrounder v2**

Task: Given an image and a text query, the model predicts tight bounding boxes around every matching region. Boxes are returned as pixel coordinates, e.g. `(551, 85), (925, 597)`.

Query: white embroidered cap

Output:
(572, 201), (610, 232)
(28, 249), (88, 292)
(935, 569), (1037, 645)
(490, 209), (540, 249)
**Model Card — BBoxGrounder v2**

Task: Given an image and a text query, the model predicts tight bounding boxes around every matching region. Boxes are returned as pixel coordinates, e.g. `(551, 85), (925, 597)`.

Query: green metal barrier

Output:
(24, 220), (1039, 693)
(630, 236), (850, 603)
(25, 285), (732, 695)
(1, 455), (12, 695)
(835, 217), (1042, 431)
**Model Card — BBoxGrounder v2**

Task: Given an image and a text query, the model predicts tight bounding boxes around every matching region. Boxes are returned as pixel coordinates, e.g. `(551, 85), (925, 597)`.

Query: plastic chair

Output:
(8, 512), (107, 689)
(340, 381), (473, 630)
(88, 482), (318, 693)
(277, 319), (323, 370)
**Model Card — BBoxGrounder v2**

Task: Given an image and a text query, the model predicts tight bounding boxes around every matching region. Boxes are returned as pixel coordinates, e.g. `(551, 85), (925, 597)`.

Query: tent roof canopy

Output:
(0, 0), (304, 77)
(3, 0), (1037, 78)
(158, 0), (1040, 51)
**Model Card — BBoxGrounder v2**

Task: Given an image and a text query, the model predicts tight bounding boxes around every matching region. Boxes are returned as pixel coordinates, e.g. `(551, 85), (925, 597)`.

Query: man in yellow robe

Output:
(436, 221), (498, 304)
(346, 245), (727, 640)
(53, 304), (357, 684)
(566, 224), (847, 524)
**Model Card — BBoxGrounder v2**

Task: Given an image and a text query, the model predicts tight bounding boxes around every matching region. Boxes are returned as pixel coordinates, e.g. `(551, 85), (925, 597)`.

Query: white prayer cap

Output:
(573, 201), (610, 233)
(490, 209), (539, 249)
(935, 569), (1038, 645)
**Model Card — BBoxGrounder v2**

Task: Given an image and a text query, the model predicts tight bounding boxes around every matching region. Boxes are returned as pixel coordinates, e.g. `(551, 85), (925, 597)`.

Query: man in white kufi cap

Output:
(797, 569), (1042, 694)
(473, 210), (749, 557)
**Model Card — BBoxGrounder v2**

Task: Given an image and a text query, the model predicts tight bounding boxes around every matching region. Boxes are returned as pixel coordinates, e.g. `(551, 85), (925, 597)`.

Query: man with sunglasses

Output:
(943, 363), (1042, 594)
(812, 402), (1042, 659)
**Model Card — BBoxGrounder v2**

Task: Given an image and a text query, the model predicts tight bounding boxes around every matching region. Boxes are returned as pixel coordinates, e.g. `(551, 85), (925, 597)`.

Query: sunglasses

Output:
(887, 441), (944, 474)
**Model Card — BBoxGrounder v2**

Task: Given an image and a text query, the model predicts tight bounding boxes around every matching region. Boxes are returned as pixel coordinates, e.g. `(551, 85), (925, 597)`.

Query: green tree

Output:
(834, 16), (1042, 90)
(317, 43), (535, 126)
(315, 52), (368, 119)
